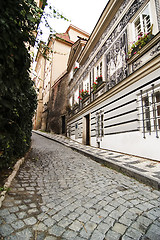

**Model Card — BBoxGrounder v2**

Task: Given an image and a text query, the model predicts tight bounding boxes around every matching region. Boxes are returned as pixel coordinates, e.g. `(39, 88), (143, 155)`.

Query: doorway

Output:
(61, 115), (66, 134)
(85, 114), (90, 145)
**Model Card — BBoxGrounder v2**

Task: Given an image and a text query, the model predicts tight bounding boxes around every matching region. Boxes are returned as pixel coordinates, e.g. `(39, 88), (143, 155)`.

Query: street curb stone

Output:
(69, 145), (160, 191)
(33, 130), (160, 191)
(0, 157), (25, 208)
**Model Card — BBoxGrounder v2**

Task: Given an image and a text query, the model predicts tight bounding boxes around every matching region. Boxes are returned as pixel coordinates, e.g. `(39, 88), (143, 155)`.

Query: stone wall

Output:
(47, 73), (69, 134)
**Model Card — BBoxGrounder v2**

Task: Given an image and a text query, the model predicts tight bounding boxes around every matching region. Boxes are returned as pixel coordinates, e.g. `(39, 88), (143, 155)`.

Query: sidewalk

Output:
(33, 130), (160, 191)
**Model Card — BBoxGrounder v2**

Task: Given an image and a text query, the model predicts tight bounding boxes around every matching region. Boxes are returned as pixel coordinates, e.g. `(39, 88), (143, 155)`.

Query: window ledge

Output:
(82, 95), (90, 102)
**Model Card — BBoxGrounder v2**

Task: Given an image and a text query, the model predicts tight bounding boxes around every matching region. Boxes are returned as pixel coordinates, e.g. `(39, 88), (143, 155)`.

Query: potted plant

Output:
(78, 89), (89, 101)
(73, 66), (79, 73)
(92, 82), (98, 92)
(96, 75), (103, 84)
(92, 76), (103, 92)
(127, 25), (154, 59)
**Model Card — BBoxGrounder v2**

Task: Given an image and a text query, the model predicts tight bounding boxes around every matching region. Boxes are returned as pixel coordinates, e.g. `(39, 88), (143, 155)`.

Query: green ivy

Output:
(0, 0), (43, 168)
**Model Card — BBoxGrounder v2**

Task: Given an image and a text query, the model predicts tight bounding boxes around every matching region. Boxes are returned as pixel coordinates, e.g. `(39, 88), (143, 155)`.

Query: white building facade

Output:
(67, 0), (160, 161)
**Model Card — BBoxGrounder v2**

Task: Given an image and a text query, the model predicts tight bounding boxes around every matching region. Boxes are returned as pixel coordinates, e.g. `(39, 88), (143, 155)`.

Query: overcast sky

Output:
(39, 0), (108, 42)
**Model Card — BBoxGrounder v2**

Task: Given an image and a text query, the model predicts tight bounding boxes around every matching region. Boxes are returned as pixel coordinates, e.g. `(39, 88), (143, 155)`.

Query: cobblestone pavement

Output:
(0, 133), (160, 240)
(33, 130), (160, 190)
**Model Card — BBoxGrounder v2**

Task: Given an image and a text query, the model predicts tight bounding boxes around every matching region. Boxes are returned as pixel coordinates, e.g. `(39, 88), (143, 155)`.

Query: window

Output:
(133, 3), (151, 40)
(89, 68), (95, 90)
(143, 95), (151, 132)
(100, 62), (102, 76)
(73, 62), (79, 75)
(96, 61), (103, 78)
(139, 86), (160, 138)
(87, 82), (89, 92)
(154, 92), (160, 130)
(69, 96), (73, 107)
(97, 65), (99, 78)
(68, 125), (71, 137)
(74, 88), (79, 104)
(96, 111), (104, 140)
(83, 78), (90, 92)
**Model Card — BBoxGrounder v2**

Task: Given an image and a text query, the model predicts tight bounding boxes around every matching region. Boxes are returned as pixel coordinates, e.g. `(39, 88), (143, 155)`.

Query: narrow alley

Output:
(0, 133), (160, 240)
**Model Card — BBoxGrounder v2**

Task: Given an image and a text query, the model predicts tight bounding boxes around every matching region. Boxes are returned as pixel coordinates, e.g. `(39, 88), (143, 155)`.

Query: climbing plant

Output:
(0, 0), (46, 168)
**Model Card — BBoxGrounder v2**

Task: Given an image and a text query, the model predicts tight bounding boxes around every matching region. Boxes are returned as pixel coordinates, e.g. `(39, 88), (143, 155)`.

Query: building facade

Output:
(33, 42), (45, 130)
(33, 25), (89, 131)
(67, 0), (160, 161)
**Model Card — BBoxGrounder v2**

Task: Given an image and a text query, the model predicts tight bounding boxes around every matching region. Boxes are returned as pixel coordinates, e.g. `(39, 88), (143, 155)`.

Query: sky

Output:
(38, 0), (108, 42)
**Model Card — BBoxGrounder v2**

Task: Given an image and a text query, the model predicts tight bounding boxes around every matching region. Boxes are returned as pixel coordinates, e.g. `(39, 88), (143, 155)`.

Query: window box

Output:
(92, 76), (104, 92)
(96, 76), (103, 84)
(82, 94), (90, 102)
(78, 90), (89, 101)
(127, 31), (154, 60)
(82, 95), (90, 108)
(73, 66), (79, 74)
(73, 103), (79, 109)
(92, 81), (105, 93)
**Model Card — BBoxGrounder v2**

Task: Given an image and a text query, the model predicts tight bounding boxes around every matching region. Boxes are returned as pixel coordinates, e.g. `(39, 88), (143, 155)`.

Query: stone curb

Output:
(70, 146), (160, 191)
(0, 157), (25, 208)
(33, 130), (160, 191)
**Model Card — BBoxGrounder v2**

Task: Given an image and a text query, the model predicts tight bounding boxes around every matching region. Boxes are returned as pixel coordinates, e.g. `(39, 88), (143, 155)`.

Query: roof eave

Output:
(78, 0), (124, 65)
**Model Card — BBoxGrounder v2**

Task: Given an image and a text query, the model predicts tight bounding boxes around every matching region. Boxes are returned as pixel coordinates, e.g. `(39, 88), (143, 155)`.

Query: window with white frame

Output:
(96, 61), (103, 78)
(83, 78), (90, 92)
(96, 111), (104, 140)
(89, 68), (95, 92)
(70, 70), (73, 80)
(133, 3), (152, 40)
(138, 85), (160, 138)
(69, 96), (73, 107)
(74, 88), (79, 104)
(73, 61), (79, 75)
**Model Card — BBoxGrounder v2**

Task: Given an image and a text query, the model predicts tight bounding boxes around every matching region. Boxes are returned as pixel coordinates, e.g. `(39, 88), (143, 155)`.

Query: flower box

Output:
(127, 28), (154, 60)
(92, 76), (104, 92)
(73, 66), (79, 74)
(96, 76), (103, 84)
(78, 90), (89, 101)
(73, 103), (79, 109)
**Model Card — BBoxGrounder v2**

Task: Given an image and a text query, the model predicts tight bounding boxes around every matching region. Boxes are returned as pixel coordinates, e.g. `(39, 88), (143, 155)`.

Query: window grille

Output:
(68, 125), (71, 137)
(96, 111), (104, 141)
(138, 85), (160, 138)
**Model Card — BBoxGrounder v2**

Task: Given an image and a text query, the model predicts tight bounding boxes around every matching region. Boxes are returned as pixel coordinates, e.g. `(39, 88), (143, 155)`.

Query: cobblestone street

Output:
(0, 132), (160, 240)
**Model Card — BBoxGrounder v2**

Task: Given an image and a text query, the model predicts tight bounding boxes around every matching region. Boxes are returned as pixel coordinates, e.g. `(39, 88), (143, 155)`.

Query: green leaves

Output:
(0, 0), (38, 169)
(0, 0), (68, 169)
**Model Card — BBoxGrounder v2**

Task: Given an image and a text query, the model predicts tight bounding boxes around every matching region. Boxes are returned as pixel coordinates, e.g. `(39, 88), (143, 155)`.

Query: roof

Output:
(66, 24), (90, 38)
(56, 32), (74, 45)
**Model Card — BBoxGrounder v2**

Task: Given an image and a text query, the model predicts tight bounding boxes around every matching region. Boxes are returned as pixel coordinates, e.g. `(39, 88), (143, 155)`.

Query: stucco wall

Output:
(51, 41), (71, 86)
(68, 68), (160, 161)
